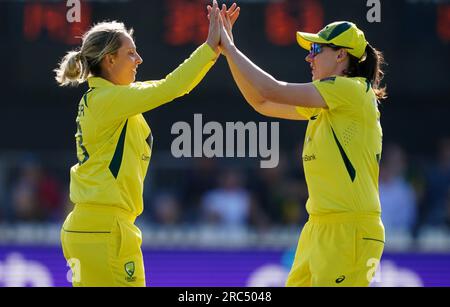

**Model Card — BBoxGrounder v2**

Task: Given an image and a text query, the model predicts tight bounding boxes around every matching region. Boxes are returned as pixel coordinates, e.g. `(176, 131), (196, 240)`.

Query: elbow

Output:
(250, 103), (264, 115)
(253, 106), (268, 117)
(259, 80), (283, 102)
(252, 100), (271, 117)
(244, 97), (266, 116)
(259, 87), (271, 101)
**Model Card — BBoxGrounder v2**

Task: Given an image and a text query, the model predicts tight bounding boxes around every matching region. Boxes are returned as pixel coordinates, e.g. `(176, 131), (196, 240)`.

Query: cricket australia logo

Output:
(125, 261), (136, 282)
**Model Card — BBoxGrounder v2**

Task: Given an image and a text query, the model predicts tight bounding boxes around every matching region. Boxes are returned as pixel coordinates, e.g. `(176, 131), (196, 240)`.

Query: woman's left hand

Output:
(205, 0), (221, 54)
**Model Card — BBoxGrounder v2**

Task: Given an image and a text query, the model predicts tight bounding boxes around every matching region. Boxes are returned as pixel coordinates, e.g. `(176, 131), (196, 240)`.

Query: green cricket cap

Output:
(296, 21), (368, 59)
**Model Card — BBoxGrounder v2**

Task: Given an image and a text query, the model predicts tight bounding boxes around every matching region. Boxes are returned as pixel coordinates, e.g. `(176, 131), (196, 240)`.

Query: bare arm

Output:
(219, 12), (326, 114)
(210, 4), (302, 120)
(226, 56), (307, 120)
(223, 44), (325, 107)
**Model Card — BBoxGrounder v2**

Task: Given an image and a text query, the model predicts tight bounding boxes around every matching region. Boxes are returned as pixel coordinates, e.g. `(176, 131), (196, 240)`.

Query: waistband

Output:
(308, 212), (381, 224)
(74, 203), (136, 224)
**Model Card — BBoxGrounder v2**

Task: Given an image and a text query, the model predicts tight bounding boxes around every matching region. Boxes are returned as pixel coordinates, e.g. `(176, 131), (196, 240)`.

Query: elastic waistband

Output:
(74, 203), (136, 224)
(308, 212), (381, 224)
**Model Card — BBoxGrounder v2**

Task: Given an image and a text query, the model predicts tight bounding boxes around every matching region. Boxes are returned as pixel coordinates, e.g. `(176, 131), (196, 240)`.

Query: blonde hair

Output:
(55, 21), (134, 87)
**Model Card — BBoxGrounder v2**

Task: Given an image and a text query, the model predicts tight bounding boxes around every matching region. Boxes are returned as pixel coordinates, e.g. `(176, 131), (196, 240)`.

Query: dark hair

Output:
(344, 43), (387, 101)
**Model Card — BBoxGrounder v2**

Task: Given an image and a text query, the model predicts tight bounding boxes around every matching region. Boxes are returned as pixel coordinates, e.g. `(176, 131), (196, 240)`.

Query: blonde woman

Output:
(56, 1), (237, 287)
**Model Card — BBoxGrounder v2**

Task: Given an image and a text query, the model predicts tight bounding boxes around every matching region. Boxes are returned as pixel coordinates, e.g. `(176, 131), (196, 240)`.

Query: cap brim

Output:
(296, 32), (328, 51)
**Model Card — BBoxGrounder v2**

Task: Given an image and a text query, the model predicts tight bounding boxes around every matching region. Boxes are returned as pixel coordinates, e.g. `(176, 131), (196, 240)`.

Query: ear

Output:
(104, 53), (115, 66)
(99, 54), (115, 75)
(336, 49), (348, 63)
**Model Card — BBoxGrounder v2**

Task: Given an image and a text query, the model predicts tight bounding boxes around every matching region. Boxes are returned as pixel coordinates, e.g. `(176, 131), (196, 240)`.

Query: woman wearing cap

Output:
(54, 1), (238, 286)
(219, 11), (386, 286)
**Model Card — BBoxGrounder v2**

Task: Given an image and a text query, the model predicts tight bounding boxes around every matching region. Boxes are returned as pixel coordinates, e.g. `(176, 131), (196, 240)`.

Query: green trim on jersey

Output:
(109, 120), (128, 179)
(365, 80), (371, 93)
(83, 88), (94, 107)
(331, 126), (356, 182)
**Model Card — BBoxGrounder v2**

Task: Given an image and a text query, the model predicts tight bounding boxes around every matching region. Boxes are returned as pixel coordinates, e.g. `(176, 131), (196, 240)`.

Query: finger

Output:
(208, 6), (214, 21)
(220, 6), (226, 19)
(224, 7), (232, 25)
(222, 9), (229, 26)
(227, 12), (232, 25)
(207, 5), (212, 20)
(213, 0), (218, 10)
(215, 7), (220, 24)
(210, 6), (217, 25)
(227, 3), (237, 14)
(221, 4), (227, 19)
(230, 6), (240, 18)
(230, 7), (240, 25)
(218, 13), (224, 30)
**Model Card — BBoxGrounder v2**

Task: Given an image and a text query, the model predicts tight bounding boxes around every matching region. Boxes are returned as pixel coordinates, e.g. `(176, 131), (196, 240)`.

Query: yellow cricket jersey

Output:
(70, 43), (217, 216)
(296, 76), (382, 215)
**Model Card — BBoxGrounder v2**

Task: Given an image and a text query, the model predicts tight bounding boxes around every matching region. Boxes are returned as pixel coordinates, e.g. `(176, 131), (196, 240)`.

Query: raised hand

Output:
(218, 9), (235, 54)
(207, 2), (240, 43)
(227, 3), (240, 27)
(206, 0), (221, 54)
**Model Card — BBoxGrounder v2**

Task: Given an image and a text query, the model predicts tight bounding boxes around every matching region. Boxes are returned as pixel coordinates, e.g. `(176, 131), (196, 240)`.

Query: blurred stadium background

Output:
(0, 0), (449, 287)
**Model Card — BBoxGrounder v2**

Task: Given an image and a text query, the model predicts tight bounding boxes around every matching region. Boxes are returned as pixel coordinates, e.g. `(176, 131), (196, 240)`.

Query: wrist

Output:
(206, 40), (221, 55)
(222, 43), (236, 57)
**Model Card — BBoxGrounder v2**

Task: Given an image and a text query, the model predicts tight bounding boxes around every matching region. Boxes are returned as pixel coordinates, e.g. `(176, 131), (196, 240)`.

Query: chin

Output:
(312, 72), (325, 81)
(125, 76), (135, 85)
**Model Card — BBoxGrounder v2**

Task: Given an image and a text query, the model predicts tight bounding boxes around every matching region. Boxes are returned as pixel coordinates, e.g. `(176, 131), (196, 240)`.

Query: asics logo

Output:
(335, 275), (346, 284)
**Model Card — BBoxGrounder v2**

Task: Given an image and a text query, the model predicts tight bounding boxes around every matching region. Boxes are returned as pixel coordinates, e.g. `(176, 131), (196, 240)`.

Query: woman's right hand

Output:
(218, 8), (235, 55)
(208, 3), (240, 43)
(206, 0), (221, 54)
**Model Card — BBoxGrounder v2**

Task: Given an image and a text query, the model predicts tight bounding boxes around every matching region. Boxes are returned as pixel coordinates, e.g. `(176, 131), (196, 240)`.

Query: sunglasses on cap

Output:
(308, 43), (352, 58)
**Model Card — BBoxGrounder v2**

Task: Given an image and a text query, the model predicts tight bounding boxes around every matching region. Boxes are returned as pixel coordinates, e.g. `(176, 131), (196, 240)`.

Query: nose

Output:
(305, 53), (313, 63)
(136, 52), (143, 65)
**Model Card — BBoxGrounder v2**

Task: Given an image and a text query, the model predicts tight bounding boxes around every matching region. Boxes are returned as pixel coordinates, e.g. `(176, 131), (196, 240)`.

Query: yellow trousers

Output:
(286, 212), (385, 287)
(60, 204), (145, 287)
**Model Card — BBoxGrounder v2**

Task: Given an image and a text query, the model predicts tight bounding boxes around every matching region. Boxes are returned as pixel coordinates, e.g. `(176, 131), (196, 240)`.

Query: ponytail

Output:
(55, 50), (89, 87)
(345, 43), (387, 101)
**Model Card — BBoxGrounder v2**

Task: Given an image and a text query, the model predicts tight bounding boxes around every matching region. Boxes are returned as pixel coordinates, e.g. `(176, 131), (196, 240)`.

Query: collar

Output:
(87, 77), (115, 88)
